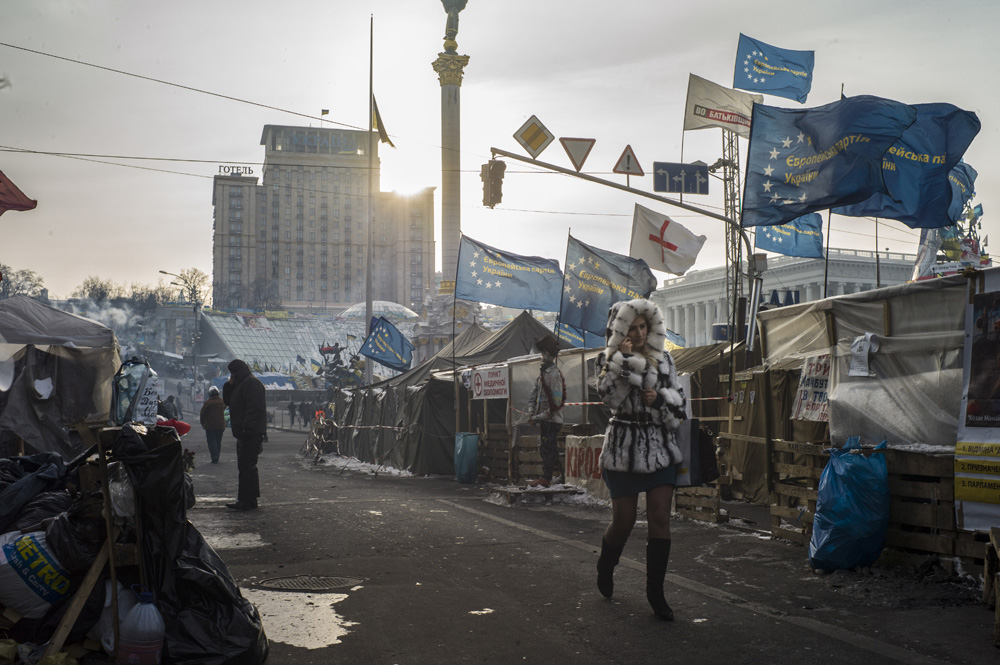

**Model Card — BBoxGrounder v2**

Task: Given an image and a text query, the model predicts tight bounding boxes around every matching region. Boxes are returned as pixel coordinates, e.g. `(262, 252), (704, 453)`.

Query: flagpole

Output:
(874, 217), (881, 288)
(453, 235), (462, 436)
(822, 209), (832, 298)
(364, 14), (375, 386)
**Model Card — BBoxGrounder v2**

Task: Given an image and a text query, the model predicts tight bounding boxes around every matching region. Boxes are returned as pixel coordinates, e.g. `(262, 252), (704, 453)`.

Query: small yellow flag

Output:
(372, 96), (395, 148)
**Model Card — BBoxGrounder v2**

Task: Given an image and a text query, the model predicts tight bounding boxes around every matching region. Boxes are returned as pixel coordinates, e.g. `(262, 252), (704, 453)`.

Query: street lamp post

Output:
(160, 270), (203, 406)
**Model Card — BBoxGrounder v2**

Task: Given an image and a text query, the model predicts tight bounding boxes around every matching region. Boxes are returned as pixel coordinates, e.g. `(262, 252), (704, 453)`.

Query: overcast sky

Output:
(1, 0), (996, 300)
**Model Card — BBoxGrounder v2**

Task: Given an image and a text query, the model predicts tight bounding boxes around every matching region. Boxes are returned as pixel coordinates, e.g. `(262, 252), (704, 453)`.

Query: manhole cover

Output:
(253, 575), (363, 593)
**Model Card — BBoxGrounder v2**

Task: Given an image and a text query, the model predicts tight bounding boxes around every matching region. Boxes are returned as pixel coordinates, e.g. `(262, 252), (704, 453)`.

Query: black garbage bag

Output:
(0, 452), (66, 533)
(159, 523), (269, 665)
(15, 490), (73, 532)
(44, 493), (106, 574)
(115, 426), (268, 664)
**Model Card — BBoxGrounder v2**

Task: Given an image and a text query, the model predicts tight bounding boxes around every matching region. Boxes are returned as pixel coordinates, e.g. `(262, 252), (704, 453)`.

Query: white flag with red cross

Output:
(629, 204), (706, 275)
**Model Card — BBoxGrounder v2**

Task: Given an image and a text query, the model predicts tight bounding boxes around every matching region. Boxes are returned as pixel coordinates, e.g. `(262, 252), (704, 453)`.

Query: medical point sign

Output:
(471, 367), (509, 400)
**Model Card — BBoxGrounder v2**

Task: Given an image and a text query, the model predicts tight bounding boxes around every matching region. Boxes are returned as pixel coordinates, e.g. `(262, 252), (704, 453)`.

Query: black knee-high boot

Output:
(596, 537), (626, 598)
(646, 538), (674, 620)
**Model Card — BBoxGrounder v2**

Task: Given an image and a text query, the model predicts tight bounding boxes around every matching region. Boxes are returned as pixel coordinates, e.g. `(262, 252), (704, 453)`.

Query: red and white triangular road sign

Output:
(560, 137), (596, 172)
(613, 145), (644, 176)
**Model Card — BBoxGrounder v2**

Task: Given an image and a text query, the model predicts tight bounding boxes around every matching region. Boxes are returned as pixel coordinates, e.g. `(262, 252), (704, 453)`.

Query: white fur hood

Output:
(603, 298), (667, 358)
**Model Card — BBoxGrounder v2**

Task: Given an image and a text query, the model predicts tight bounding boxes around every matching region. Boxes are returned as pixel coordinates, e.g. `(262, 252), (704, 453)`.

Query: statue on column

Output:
(441, 0), (468, 53)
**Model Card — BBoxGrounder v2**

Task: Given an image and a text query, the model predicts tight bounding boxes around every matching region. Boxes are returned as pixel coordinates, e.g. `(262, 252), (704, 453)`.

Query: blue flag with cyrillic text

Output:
(755, 213), (824, 258)
(555, 321), (606, 349)
(455, 235), (563, 311)
(734, 34), (814, 103)
(742, 96), (917, 228)
(360, 316), (414, 372)
(833, 103), (980, 228)
(560, 236), (658, 337)
(947, 161), (978, 223)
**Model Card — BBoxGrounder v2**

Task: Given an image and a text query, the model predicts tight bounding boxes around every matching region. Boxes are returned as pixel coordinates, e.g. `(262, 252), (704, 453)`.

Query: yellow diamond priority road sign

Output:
(514, 115), (555, 159)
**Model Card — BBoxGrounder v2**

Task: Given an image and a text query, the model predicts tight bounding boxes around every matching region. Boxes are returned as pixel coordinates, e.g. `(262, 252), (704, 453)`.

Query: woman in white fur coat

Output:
(594, 298), (686, 621)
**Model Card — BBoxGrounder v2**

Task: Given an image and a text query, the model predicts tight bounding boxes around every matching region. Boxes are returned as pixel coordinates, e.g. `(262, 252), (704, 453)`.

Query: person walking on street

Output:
(158, 395), (179, 420)
(594, 298), (686, 621)
(526, 334), (565, 488)
(171, 394), (184, 421)
(199, 386), (226, 463)
(299, 401), (311, 427)
(287, 400), (297, 428)
(223, 359), (267, 511)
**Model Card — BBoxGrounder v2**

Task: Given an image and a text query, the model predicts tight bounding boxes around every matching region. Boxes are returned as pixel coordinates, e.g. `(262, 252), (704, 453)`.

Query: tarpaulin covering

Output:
(0, 296), (120, 458)
(758, 273), (972, 447)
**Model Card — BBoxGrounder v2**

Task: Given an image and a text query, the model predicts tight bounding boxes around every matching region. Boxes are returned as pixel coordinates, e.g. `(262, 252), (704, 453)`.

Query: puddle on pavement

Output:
(241, 588), (356, 649)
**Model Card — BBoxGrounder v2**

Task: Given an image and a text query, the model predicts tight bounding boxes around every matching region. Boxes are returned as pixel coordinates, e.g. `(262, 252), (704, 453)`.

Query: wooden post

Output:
(41, 541), (110, 659)
(763, 370), (775, 496)
(76, 424), (122, 655)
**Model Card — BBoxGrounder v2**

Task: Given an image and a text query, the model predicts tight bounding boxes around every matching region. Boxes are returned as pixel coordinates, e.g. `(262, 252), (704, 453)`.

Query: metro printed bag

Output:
(0, 530), (72, 618)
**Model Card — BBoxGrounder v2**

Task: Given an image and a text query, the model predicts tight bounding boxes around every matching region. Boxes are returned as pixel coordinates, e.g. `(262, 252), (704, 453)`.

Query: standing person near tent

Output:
(593, 298), (686, 621)
(287, 400), (297, 428)
(223, 359), (267, 511)
(525, 334), (565, 488)
(199, 386), (226, 464)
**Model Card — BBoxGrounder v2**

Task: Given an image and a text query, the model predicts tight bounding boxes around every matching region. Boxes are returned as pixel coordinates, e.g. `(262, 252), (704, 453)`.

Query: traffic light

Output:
(481, 159), (506, 208)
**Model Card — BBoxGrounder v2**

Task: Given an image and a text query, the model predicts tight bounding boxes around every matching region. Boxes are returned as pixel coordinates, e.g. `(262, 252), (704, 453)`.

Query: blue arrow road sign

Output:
(652, 162), (710, 195)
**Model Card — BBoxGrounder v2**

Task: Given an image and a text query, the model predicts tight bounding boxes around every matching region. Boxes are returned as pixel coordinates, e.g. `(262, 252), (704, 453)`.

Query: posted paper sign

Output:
(791, 355), (830, 422)
(849, 333), (879, 377)
(133, 375), (161, 424)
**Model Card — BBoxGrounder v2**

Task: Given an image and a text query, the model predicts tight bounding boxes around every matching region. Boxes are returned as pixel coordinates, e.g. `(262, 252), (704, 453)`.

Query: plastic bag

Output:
(44, 495), (105, 574)
(0, 531), (71, 619)
(111, 358), (159, 426)
(808, 437), (889, 572)
(14, 491), (73, 532)
(86, 581), (139, 655)
(116, 428), (268, 664)
(454, 433), (478, 484)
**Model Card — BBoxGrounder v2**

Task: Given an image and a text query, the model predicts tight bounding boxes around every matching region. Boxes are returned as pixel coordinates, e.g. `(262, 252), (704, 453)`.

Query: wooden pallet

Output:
(883, 450), (957, 558)
(675, 485), (727, 523)
(493, 486), (584, 505)
(512, 434), (566, 485)
(769, 440), (827, 545)
(479, 436), (510, 484)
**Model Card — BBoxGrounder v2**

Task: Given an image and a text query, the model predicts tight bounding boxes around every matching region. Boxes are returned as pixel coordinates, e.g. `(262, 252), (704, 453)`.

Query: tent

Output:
(0, 296), (120, 458)
(337, 312), (557, 474)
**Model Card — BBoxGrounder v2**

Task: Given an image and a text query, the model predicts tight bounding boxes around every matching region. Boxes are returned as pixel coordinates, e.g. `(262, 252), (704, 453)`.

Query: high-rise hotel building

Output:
(211, 125), (435, 313)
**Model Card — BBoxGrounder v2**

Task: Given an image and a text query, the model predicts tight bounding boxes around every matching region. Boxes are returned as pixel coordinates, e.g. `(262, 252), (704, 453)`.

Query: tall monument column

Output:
(432, 1), (470, 294)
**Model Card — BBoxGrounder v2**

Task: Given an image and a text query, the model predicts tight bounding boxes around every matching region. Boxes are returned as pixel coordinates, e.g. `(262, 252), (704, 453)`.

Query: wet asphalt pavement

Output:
(183, 426), (996, 665)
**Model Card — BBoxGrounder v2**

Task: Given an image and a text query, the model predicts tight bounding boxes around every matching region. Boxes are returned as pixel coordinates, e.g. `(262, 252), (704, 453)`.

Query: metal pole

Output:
(490, 147), (755, 284)
(875, 218), (881, 288)
(364, 15), (374, 385)
(823, 209), (833, 298)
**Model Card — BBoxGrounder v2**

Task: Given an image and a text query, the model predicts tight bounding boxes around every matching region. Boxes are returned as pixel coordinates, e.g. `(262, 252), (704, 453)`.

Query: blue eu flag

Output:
(455, 235), (563, 311)
(360, 317), (415, 372)
(755, 213), (824, 258)
(742, 95), (917, 228)
(734, 34), (814, 103)
(947, 162), (978, 222)
(555, 321), (605, 349)
(833, 103), (980, 228)
(560, 236), (658, 337)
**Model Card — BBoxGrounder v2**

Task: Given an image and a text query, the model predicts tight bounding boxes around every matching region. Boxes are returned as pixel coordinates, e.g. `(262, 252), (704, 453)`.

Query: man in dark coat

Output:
(223, 359), (267, 511)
